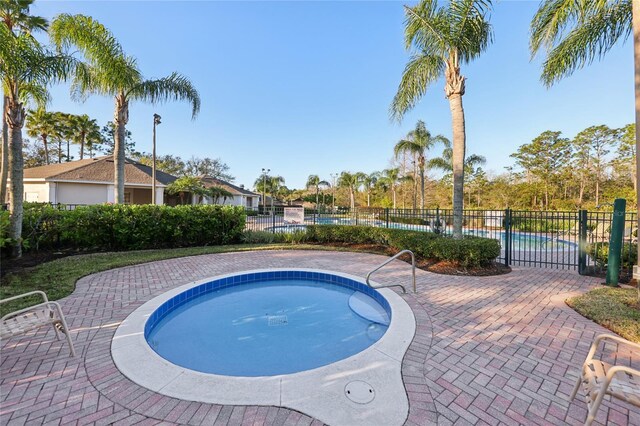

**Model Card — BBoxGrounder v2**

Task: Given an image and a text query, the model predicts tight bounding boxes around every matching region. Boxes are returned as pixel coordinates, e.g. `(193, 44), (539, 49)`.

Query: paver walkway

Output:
(1, 250), (639, 425)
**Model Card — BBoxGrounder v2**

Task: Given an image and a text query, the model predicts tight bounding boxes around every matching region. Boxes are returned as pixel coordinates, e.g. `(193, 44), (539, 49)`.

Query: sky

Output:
(31, 0), (633, 190)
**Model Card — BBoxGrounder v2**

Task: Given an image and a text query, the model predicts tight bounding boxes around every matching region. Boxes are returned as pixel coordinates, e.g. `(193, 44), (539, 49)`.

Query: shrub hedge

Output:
(588, 242), (637, 269)
(305, 225), (500, 267)
(5, 204), (246, 252)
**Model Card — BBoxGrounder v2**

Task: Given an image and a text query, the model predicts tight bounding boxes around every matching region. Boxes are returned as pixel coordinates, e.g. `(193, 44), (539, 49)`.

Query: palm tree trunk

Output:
(316, 186), (319, 208)
(634, 0), (640, 282)
(350, 188), (354, 209)
(58, 140), (62, 163)
(392, 187), (396, 209)
(7, 100), (25, 257)
(66, 140), (70, 162)
(420, 168), (425, 209)
(43, 135), (50, 165)
(114, 95), (128, 204)
(595, 180), (600, 206)
(0, 95), (8, 204)
(80, 133), (85, 160)
(449, 92), (466, 239)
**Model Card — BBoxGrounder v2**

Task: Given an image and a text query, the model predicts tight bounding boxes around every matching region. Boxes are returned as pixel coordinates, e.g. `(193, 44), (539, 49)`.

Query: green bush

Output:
(305, 225), (500, 267)
(588, 242), (637, 269)
(16, 204), (246, 252)
(0, 210), (11, 249)
(388, 216), (429, 226)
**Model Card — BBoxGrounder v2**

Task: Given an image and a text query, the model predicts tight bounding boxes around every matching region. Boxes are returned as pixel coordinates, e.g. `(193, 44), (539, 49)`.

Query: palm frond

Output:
(539, 0), (631, 86)
(127, 72), (201, 119)
(50, 14), (124, 67)
(450, 0), (494, 63)
(427, 157), (452, 172)
(390, 54), (443, 121)
(530, 0), (580, 55)
(49, 14), (141, 96)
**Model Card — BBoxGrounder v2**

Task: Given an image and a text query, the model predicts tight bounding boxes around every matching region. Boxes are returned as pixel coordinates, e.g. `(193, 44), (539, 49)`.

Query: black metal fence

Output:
(245, 206), (638, 279)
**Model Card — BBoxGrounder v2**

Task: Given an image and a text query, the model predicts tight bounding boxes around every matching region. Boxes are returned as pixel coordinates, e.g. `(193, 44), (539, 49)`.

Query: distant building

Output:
(199, 176), (259, 210)
(10, 157), (258, 209)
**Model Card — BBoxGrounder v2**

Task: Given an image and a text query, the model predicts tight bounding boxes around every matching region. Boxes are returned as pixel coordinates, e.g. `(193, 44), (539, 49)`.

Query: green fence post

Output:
(606, 198), (627, 286)
(578, 209), (588, 275)
(504, 208), (511, 266)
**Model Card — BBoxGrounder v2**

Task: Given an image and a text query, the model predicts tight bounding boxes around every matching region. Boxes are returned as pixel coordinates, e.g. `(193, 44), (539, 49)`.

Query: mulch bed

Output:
(317, 242), (511, 276)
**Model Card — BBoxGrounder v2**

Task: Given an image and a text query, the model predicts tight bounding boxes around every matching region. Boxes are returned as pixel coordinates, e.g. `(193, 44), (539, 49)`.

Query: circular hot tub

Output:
(112, 268), (415, 426)
(144, 270), (391, 376)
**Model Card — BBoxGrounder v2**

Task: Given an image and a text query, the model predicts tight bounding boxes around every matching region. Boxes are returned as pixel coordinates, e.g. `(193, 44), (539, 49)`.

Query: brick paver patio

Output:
(1, 250), (640, 425)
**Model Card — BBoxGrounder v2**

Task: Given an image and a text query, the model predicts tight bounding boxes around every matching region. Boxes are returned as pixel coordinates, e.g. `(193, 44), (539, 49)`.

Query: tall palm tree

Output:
(0, 25), (73, 257)
(391, 0), (493, 238)
(338, 171), (361, 209)
(380, 168), (401, 209)
(306, 174), (329, 208)
(0, 0), (48, 205)
(530, 0), (639, 268)
(67, 114), (101, 159)
(361, 172), (380, 207)
(50, 14), (201, 204)
(428, 137), (486, 178)
(25, 108), (58, 164)
(394, 120), (447, 209)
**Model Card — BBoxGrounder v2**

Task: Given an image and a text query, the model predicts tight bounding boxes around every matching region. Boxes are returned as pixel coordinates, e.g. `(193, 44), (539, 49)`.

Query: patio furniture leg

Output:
(570, 373), (582, 400)
(585, 378), (611, 426)
(52, 302), (76, 357)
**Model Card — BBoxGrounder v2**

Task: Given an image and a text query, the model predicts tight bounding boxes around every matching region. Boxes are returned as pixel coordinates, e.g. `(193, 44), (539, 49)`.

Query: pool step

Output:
(348, 292), (390, 326)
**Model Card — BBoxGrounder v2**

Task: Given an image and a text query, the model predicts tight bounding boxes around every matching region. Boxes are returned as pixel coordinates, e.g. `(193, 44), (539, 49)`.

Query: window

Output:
(124, 192), (132, 204)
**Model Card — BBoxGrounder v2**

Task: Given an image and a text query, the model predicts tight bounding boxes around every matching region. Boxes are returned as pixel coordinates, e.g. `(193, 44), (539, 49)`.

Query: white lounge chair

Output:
(1, 291), (75, 357)
(571, 334), (640, 426)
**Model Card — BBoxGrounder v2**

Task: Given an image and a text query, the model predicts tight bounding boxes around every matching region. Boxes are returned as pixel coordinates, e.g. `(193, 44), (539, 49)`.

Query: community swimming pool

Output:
(265, 218), (577, 250)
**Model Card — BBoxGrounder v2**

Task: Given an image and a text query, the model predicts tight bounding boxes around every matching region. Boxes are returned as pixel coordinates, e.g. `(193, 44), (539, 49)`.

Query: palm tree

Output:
(380, 168), (401, 209)
(394, 121), (447, 209)
(26, 108), (57, 164)
(253, 174), (285, 213)
(0, 25), (74, 257)
(0, 0), (48, 205)
(530, 0), (639, 269)
(67, 114), (101, 159)
(338, 171), (361, 209)
(390, 0), (493, 238)
(429, 138), (486, 178)
(361, 172), (380, 207)
(50, 14), (201, 204)
(306, 174), (329, 208)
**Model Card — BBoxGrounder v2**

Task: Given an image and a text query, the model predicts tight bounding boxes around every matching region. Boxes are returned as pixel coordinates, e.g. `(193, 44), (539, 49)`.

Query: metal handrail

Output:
(365, 250), (416, 294)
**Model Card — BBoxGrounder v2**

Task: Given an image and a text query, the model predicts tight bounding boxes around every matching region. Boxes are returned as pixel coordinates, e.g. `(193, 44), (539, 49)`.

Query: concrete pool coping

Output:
(111, 268), (416, 426)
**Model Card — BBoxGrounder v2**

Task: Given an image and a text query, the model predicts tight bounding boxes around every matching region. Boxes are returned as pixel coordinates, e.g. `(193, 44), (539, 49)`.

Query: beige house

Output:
(199, 176), (260, 210)
(15, 157), (172, 205)
(11, 157), (260, 210)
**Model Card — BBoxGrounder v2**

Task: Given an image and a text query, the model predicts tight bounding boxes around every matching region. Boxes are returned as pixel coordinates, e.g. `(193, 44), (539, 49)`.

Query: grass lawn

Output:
(567, 287), (640, 343)
(1, 244), (368, 316)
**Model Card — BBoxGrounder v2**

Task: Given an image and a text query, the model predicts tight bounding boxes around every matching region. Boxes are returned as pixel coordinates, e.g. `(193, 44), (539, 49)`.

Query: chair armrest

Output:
(1, 301), (57, 322)
(607, 365), (640, 380)
(586, 334), (640, 363)
(0, 291), (48, 305)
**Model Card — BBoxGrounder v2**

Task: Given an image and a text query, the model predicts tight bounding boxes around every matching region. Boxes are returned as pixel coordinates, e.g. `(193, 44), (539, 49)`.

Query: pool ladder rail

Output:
(365, 249), (416, 294)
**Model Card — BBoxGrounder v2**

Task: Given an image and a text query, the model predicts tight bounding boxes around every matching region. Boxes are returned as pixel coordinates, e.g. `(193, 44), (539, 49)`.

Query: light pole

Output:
(261, 168), (270, 214)
(151, 113), (161, 205)
(330, 173), (338, 212)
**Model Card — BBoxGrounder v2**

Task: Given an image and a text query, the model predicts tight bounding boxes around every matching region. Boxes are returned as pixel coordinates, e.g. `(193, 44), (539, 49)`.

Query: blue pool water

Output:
(145, 272), (390, 377)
